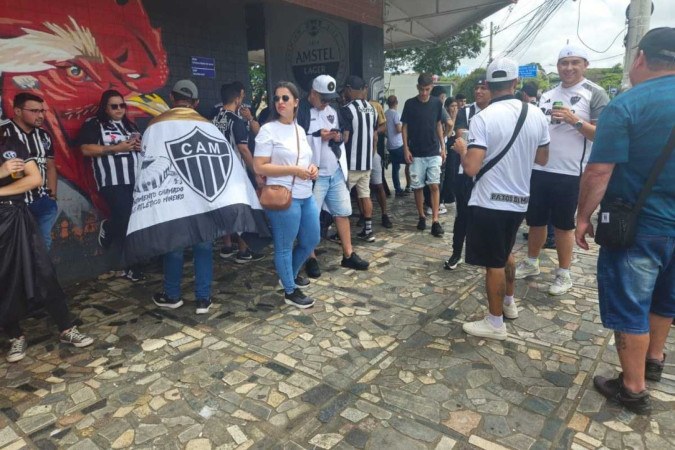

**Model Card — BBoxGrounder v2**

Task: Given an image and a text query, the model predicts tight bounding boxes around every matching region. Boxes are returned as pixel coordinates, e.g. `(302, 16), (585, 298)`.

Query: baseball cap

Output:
(558, 44), (589, 61)
(172, 79), (198, 99)
(486, 57), (519, 82)
(638, 27), (675, 62)
(475, 77), (487, 86)
(312, 75), (339, 101)
(344, 75), (365, 90)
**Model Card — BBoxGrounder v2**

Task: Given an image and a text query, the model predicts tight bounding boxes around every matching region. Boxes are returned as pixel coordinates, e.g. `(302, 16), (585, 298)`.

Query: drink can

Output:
(11, 170), (25, 179)
(460, 129), (470, 142)
(551, 101), (564, 124)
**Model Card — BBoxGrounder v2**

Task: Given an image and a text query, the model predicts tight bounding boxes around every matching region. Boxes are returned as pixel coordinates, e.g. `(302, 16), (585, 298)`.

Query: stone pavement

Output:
(1, 194), (674, 450)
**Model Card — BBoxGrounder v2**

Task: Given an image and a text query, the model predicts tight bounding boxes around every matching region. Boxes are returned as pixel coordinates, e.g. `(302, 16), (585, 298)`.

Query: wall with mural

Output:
(0, 0), (250, 281)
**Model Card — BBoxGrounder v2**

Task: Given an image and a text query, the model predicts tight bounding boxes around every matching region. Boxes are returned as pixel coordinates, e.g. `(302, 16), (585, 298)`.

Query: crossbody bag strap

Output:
(475, 102), (528, 182)
(632, 126), (675, 214)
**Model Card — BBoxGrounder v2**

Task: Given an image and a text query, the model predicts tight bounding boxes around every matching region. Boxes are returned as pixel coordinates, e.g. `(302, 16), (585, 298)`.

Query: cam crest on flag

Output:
(166, 127), (233, 202)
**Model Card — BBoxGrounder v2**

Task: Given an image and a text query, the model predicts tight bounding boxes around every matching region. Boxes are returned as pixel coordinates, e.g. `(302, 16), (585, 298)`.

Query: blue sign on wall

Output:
(191, 56), (216, 79)
(518, 64), (538, 78)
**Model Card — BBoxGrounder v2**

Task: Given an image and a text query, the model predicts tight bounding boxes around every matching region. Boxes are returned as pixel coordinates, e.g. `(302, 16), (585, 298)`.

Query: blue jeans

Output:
(598, 234), (675, 334)
(163, 241), (213, 300)
(28, 196), (58, 250)
(266, 197), (320, 294)
(388, 146), (404, 193)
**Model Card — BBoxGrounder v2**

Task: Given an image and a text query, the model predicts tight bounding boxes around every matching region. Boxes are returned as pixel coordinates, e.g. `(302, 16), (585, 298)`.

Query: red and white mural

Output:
(0, 0), (170, 214)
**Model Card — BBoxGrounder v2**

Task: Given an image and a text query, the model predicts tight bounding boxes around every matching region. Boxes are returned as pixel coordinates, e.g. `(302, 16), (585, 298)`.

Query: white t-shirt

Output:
(537, 79), (609, 176)
(385, 108), (403, 149)
(255, 121), (313, 199)
(468, 98), (550, 212)
(307, 105), (341, 177)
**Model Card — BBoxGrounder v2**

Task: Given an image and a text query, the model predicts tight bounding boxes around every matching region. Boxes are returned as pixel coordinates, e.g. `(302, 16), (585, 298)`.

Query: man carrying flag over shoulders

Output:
(124, 80), (269, 314)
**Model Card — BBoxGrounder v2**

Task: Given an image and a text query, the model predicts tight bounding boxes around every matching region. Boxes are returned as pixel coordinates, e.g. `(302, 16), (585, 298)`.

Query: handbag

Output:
(595, 127), (675, 249)
(259, 123), (300, 210)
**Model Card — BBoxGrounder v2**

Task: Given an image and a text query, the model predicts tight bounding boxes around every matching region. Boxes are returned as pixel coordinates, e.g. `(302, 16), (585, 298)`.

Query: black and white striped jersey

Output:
(77, 117), (139, 189)
(341, 99), (377, 171)
(212, 109), (249, 153)
(0, 119), (54, 203)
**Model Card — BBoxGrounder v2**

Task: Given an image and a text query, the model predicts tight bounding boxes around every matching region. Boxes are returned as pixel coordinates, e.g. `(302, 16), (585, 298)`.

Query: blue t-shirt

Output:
(589, 75), (675, 236)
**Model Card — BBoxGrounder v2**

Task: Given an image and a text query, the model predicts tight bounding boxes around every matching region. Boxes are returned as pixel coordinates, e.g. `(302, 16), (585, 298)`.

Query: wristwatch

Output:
(573, 120), (584, 130)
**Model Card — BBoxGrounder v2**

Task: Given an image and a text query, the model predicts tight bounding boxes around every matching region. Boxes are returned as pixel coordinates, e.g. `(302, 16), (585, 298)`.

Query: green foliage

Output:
(584, 63), (623, 93)
(385, 24), (485, 75)
(249, 64), (267, 113)
(455, 68), (486, 102)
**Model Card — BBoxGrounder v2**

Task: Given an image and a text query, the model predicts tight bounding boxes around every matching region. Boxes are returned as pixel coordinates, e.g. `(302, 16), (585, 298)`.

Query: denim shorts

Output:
(410, 155), (442, 189)
(313, 169), (352, 217)
(597, 234), (675, 334)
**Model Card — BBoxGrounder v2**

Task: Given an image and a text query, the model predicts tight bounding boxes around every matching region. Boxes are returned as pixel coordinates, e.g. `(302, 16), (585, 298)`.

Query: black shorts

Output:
(466, 206), (525, 268)
(526, 170), (580, 230)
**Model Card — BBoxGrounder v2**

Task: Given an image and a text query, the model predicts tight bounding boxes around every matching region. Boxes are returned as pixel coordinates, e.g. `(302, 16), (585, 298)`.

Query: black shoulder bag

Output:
(595, 127), (675, 249)
(474, 102), (529, 182)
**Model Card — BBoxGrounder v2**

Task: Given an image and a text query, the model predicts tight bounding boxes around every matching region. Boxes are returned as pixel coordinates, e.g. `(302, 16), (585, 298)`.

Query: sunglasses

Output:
(273, 95), (291, 103)
(22, 108), (46, 114)
(109, 103), (127, 110)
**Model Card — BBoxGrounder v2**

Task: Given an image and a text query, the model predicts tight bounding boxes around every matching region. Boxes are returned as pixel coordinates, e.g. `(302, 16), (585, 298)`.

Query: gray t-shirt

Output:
(385, 108), (403, 149)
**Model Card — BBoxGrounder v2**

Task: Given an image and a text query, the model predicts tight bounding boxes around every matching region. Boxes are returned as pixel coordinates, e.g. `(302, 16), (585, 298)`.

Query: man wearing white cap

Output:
(297, 75), (370, 273)
(453, 57), (550, 340)
(516, 45), (609, 296)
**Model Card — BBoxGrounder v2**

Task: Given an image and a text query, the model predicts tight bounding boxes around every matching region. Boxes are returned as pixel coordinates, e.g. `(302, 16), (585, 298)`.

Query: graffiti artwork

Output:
(0, 0), (170, 214)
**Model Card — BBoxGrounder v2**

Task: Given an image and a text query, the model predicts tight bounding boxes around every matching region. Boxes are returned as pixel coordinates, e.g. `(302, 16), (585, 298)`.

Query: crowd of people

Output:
(1, 26), (673, 417)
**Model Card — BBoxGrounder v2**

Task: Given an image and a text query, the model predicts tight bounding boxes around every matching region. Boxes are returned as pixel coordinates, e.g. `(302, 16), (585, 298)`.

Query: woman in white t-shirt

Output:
(254, 82), (319, 309)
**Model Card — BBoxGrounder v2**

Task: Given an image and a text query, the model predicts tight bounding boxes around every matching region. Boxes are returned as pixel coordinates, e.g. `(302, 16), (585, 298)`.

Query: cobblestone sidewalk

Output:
(1, 196), (673, 450)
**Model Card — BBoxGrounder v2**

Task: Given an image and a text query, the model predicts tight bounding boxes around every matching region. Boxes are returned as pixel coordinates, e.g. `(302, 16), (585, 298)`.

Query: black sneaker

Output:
(417, 217), (426, 231)
(395, 190), (406, 197)
(382, 214), (393, 229)
(341, 252), (369, 270)
(152, 293), (184, 309)
(97, 219), (112, 249)
(7, 336), (27, 363)
(195, 298), (212, 315)
(593, 373), (651, 415)
(278, 276), (310, 290)
(646, 354), (666, 382)
(327, 233), (342, 244)
(122, 269), (145, 282)
(444, 253), (463, 270)
(404, 186), (413, 193)
(305, 258), (321, 278)
(357, 229), (375, 242)
(431, 221), (444, 237)
(219, 245), (236, 259)
(60, 326), (94, 348)
(235, 249), (265, 264)
(284, 288), (315, 309)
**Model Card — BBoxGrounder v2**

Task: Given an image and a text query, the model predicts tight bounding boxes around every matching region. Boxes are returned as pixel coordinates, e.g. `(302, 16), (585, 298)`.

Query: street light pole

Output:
(621, 0), (651, 90)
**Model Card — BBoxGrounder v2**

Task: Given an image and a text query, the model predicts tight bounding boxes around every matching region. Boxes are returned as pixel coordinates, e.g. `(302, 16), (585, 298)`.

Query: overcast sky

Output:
(459, 0), (675, 74)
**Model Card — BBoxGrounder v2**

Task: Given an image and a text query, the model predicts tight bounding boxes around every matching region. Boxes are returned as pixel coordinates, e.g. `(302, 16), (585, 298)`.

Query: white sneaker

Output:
(462, 317), (507, 341)
(425, 206), (433, 216)
(503, 300), (519, 319)
(549, 269), (573, 296)
(515, 259), (540, 279)
(439, 203), (448, 215)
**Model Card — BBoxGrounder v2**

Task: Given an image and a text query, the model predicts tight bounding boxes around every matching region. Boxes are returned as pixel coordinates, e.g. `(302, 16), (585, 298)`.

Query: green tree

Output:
(248, 64), (267, 114)
(455, 68), (486, 102)
(385, 24), (484, 75)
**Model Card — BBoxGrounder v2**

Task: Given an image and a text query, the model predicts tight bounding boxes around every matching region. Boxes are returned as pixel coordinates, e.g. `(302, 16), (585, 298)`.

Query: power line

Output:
(576, 0), (627, 53)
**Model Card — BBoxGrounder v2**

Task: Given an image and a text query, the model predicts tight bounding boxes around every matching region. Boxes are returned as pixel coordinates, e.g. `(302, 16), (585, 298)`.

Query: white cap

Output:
(558, 44), (589, 61)
(311, 75), (339, 101)
(486, 57), (519, 82)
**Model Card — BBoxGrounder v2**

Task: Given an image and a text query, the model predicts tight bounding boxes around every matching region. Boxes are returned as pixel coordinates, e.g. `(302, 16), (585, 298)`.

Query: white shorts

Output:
(370, 153), (383, 185)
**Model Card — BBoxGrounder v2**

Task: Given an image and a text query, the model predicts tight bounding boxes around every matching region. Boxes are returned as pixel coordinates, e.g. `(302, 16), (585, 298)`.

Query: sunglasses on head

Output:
(109, 103), (127, 110)
(273, 95), (291, 103)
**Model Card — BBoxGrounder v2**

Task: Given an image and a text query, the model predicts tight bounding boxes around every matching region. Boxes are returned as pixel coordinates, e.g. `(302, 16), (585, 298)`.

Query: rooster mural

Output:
(0, 0), (170, 216)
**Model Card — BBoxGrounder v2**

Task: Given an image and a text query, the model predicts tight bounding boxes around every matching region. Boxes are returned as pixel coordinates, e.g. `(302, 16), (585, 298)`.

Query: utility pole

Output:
(488, 22), (494, 64)
(621, 0), (651, 90)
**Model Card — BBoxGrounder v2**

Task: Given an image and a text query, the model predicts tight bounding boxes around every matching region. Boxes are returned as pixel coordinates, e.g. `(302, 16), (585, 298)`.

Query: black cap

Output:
(521, 82), (538, 98)
(344, 75), (365, 90)
(475, 77), (487, 86)
(639, 27), (675, 62)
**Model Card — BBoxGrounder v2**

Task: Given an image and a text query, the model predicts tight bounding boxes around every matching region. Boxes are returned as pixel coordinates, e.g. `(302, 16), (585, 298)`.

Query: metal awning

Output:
(384, 0), (515, 49)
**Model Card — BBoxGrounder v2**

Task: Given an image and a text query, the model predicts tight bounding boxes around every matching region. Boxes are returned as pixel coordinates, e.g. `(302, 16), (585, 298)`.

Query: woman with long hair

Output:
(79, 89), (143, 281)
(0, 134), (93, 362)
(254, 81), (320, 309)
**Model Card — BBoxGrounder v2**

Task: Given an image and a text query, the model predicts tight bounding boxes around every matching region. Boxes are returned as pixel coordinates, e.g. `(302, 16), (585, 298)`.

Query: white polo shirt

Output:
(537, 79), (609, 176)
(468, 97), (550, 213)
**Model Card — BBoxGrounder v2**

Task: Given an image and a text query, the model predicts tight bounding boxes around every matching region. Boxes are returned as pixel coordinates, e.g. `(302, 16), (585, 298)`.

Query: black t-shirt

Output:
(400, 96), (443, 157)
(0, 135), (34, 202)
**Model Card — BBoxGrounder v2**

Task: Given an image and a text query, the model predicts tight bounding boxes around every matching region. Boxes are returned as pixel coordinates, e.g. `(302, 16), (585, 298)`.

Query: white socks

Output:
(487, 313), (504, 328)
(503, 295), (514, 306)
